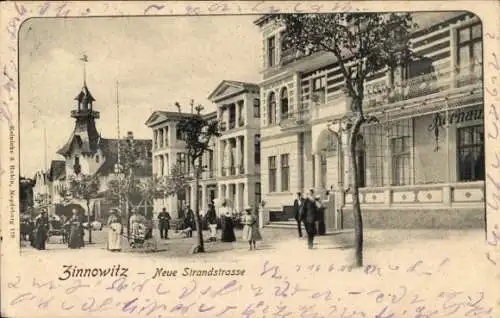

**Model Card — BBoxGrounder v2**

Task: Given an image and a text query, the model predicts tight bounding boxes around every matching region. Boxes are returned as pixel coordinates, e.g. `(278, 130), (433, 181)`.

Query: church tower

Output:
(57, 57), (102, 176)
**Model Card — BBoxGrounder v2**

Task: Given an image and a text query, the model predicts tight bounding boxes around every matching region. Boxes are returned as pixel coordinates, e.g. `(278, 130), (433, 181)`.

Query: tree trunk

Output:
(87, 200), (93, 244)
(349, 113), (365, 267)
(193, 162), (205, 252)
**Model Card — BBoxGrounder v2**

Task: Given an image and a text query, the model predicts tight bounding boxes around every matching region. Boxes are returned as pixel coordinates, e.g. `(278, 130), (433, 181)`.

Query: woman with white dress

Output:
(242, 205), (262, 250)
(107, 208), (122, 252)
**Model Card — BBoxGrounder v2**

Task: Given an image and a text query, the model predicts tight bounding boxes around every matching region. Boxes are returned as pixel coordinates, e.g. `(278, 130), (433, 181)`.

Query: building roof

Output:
(95, 138), (153, 177)
(207, 80), (260, 102)
(145, 110), (218, 127)
(74, 84), (95, 103)
(48, 160), (66, 182)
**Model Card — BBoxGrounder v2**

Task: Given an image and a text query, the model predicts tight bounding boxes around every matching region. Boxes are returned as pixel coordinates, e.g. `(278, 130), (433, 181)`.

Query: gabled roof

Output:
(48, 160), (66, 182)
(207, 80), (259, 102)
(74, 84), (95, 103)
(95, 138), (153, 177)
(145, 111), (199, 127)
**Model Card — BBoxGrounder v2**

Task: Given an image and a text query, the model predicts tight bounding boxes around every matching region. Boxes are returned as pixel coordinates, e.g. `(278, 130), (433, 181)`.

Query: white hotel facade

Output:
(146, 81), (261, 219)
(255, 12), (485, 230)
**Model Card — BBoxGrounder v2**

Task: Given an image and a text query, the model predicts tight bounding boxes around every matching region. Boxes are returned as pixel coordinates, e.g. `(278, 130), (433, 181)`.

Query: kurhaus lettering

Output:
(58, 265), (128, 281)
(428, 108), (484, 131)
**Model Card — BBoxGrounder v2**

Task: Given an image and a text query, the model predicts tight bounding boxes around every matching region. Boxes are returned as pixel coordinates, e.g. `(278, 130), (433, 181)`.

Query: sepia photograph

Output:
(3, 2), (497, 316)
(18, 11), (486, 263)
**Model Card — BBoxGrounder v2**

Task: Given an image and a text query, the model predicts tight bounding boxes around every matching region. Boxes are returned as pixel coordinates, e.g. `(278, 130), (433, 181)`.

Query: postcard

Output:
(1, 1), (499, 317)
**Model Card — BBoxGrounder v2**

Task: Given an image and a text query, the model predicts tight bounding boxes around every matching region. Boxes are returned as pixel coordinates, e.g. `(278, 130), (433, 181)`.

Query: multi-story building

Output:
(146, 110), (219, 219)
(146, 80), (262, 219)
(35, 80), (153, 219)
(208, 80), (262, 214)
(255, 12), (484, 230)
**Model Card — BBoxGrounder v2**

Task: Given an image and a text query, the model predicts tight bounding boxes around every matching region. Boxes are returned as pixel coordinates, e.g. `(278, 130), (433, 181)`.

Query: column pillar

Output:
(235, 137), (242, 174)
(314, 153), (322, 193)
(235, 183), (240, 213)
(201, 185), (207, 213)
(235, 103), (239, 127)
(153, 129), (158, 149)
(163, 127), (167, 146)
(219, 140), (225, 177)
(190, 185), (196, 209)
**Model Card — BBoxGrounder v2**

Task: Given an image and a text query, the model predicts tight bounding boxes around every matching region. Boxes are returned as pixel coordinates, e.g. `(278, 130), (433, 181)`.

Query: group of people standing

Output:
(24, 208), (86, 250)
(293, 190), (326, 249)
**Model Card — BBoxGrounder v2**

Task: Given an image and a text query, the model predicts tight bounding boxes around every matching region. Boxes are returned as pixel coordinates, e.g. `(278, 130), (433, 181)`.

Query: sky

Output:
(19, 15), (262, 177)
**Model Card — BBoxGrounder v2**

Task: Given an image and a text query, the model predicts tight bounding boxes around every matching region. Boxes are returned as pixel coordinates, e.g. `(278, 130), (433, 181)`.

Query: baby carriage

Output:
(129, 222), (157, 250)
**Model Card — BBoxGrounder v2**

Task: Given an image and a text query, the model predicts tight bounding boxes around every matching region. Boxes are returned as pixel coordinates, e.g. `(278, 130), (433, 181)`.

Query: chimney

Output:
(127, 131), (133, 140)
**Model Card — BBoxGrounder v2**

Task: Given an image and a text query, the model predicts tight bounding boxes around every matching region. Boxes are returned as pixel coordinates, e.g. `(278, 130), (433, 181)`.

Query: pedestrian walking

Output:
(107, 208), (122, 252)
(293, 192), (304, 238)
(158, 208), (171, 239)
(242, 205), (262, 250)
(220, 201), (236, 243)
(33, 209), (49, 250)
(68, 209), (85, 249)
(301, 190), (319, 249)
(315, 196), (326, 235)
(206, 203), (217, 242)
(183, 205), (194, 238)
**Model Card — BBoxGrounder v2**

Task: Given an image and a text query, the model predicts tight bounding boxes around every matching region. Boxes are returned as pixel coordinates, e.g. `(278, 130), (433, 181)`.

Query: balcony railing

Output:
(280, 47), (303, 66)
(364, 63), (482, 109)
(278, 108), (311, 129)
(230, 166), (236, 175)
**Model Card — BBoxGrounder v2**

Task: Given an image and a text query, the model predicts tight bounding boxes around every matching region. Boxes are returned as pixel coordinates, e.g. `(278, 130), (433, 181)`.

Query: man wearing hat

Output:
(157, 207), (171, 239)
(301, 191), (319, 249)
(293, 192), (304, 238)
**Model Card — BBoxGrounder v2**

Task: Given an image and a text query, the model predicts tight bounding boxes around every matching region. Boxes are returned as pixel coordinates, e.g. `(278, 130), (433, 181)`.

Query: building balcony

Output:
(71, 109), (100, 119)
(278, 108), (311, 130)
(363, 63), (482, 110)
(280, 47), (303, 66)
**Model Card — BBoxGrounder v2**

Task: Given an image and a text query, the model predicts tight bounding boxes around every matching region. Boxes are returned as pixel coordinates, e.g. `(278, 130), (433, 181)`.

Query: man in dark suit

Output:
(158, 208), (171, 239)
(300, 191), (318, 249)
(293, 192), (304, 238)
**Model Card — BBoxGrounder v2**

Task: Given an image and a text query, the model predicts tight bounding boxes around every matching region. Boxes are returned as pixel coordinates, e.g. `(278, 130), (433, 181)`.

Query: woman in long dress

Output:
(68, 209), (85, 249)
(33, 210), (49, 250)
(107, 209), (122, 252)
(220, 202), (236, 242)
(242, 206), (262, 250)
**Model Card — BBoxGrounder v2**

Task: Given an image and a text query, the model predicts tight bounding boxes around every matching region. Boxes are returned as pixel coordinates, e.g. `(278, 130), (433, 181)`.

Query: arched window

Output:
(268, 92), (276, 125)
(280, 87), (289, 120)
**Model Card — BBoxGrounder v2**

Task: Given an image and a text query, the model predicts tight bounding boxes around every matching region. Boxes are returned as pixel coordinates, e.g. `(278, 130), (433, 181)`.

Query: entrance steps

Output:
(265, 219), (297, 229)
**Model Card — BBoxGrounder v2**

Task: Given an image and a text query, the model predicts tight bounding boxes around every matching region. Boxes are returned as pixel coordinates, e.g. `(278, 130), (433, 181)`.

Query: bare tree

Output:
(176, 105), (220, 252)
(277, 13), (415, 266)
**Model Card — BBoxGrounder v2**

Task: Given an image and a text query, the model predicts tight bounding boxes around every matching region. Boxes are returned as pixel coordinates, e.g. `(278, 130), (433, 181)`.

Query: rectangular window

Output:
(267, 36), (276, 67)
(457, 23), (482, 70)
(268, 156), (277, 192)
(312, 76), (326, 104)
(253, 99), (260, 118)
(281, 154), (290, 192)
(255, 182), (262, 206)
(177, 153), (188, 174)
(457, 125), (485, 181)
(254, 135), (261, 165)
(391, 136), (411, 186)
(176, 126), (184, 141)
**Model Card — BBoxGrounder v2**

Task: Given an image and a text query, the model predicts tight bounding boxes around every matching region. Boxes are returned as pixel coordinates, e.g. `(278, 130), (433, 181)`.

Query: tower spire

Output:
(80, 54), (89, 86)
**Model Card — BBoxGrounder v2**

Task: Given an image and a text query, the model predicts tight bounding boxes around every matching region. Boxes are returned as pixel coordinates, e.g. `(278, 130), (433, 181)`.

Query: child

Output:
(242, 205), (262, 250)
